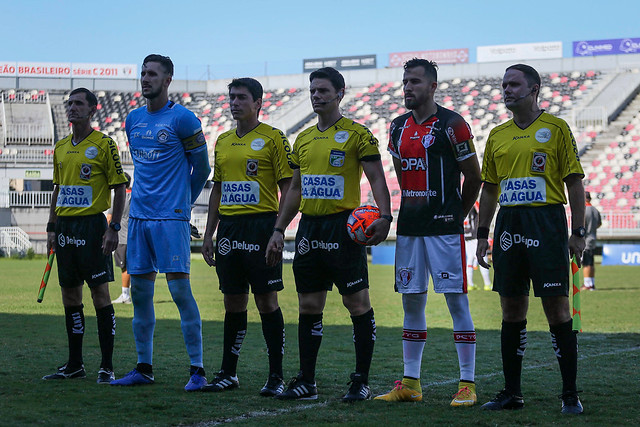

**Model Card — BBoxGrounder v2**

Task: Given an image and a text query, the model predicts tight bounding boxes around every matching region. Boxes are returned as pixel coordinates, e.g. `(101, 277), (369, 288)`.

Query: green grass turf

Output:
(0, 258), (638, 425)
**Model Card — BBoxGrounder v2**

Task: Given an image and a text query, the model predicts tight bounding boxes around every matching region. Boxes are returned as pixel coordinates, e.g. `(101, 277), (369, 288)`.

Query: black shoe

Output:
(97, 368), (115, 384)
(202, 371), (239, 392)
(260, 373), (285, 397)
(482, 389), (524, 410)
(560, 391), (584, 414)
(342, 373), (371, 402)
(276, 373), (318, 400)
(42, 363), (86, 380)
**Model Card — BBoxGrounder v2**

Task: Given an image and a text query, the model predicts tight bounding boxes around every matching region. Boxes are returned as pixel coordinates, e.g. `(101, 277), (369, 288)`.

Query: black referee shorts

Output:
(492, 204), (569, 298)
(55, 214), (114, 288)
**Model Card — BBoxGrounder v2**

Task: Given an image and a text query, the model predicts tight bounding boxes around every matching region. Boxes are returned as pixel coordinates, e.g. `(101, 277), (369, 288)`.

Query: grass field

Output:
(1, 257), (639, 426)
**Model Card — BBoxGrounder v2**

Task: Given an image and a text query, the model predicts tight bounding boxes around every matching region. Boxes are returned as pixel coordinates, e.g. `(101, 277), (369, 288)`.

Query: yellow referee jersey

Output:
(213, 122), (293, 215)
(291, 117), (380, 216)
(482, 112), (584, 207)
(53, 130), (127, 216)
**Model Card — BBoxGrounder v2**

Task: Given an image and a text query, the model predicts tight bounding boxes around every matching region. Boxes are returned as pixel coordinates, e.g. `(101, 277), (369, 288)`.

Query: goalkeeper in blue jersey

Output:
(111, 55), (211, 391)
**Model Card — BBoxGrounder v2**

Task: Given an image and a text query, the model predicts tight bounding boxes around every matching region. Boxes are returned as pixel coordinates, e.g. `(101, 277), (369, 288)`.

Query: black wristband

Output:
(380, 214), (393, 223)
(46, 222), (56, 232)
(273, 227), (285, 235)
(477, 227), (490, 239)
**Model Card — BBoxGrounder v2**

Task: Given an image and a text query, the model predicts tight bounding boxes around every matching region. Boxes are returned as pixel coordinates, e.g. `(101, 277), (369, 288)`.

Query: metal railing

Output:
(9, 191), (52, 208)
(0, 226), (32, 254)
(0, 147), (55, 165)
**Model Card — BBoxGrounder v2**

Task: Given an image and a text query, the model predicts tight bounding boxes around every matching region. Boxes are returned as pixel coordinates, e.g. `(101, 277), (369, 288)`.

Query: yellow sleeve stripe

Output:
(182, 130), (206, 151)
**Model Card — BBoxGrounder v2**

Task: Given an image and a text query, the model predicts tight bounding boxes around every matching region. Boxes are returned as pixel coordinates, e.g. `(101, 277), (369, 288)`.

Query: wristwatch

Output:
(109, 222), (121, 232)
(572, 226), (586, 238)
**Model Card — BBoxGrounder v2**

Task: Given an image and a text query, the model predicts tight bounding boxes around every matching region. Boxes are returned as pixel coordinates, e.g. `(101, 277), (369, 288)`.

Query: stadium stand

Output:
(2, 61), (640, 251)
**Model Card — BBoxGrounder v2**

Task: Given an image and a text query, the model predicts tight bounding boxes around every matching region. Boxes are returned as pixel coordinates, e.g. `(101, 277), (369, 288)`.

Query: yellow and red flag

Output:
(571, 255), (582, 332)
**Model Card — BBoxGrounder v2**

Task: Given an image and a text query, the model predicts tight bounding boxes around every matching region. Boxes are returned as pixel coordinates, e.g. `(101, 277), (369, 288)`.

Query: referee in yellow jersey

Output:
(266, 67), (392, 402)
(477, 64), (585, 414)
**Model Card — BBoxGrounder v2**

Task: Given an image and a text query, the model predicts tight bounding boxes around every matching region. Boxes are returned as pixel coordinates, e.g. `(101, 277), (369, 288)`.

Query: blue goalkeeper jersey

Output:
(126, 100), (207, 220)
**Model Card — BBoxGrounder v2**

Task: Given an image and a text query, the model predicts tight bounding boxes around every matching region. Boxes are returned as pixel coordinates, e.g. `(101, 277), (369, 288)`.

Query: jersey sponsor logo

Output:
(329, 150), (345, 167)
(531, 152), (547, 172)
(499, 231), (540, 251)
(454, 140), (471, 157)
(217, 238), (231, 255)
(346, 278), (363, 287)
(434, 214), (455, 223)
(535, 128), (551, 143)
(157, 129), (169, 142)
(439, 271), (450, 279)
(301, 175), (344, 200)
(402, 189), (437, 198)
(107, 138), (123, 175)
(401, 157), (427, 171)
(251, 138), (265, 151)
(142, 130), (154, 140)
(79, 163), (92, 180)
(230, 240), (260, 252)
(246, 159), (258, 176)
(297, 237), (310, 255)
(543, 282), (562, 288)
(499, 177), (546, 206)
(513, 135), (530, 141)
(311, 240), (339, 251)
(91, 271), (107, 279)
(57, 185), (92, 208)
(231, 142), (246, 146)
(85, 146), (98, 159)
(398, 267), (412, 287)
(447, 127), (458, 144)
(334, 131), (349, 143)
(567, 124), (580, 162)
(57, 233), (86, 248)
(221, 181), (259, 205)
(409, 131), (421, 140)
(421, 134), (435, 149)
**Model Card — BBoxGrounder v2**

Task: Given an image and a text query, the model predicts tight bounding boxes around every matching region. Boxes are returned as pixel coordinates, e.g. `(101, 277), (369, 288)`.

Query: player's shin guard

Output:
(445, 293), (476, 382)
(352, 308), (376, 379)
(65, 304), (85, 369)
(501, 320), (527, 395)
(402, 293), (427, 379)
(168, 279), (203, 368)
(550, 320), (578, 394)
(299, 313), (323, 382)
(131, 277), (155, 365)
(96, 304), (115, 371)
(260, 308), (285, 379)
(221, 311), (247, 375)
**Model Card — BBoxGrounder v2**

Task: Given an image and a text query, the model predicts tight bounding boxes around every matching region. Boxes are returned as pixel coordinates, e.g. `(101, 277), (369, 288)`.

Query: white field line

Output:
(195, 345), (640, 426)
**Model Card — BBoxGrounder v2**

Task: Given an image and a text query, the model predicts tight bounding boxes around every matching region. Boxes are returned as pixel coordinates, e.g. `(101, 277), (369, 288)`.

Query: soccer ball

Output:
(347, 205), (381, 245)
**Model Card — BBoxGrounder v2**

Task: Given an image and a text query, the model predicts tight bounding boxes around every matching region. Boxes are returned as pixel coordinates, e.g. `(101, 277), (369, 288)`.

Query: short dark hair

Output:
(228, 77), (263, 102)
(404, 58), (438, 82)
(143, 54), (174, 76)
(309, 67), (345, 92)
(505, 64), (541, 88)
(69, 88), (97, 107)
(585, 191), (591, 201)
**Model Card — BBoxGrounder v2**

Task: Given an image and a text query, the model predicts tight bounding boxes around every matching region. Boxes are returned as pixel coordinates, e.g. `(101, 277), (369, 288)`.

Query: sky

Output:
(2, 0), (639, 80)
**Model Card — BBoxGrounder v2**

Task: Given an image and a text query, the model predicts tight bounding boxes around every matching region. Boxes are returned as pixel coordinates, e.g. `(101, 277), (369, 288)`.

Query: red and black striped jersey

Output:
(388, 105), (476, 236)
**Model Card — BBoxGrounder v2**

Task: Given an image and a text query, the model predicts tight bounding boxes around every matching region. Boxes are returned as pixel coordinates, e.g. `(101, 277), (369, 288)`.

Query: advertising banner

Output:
(601, 244), (640, 265)
(389, 48), (469, 67)
(0, 61), (137, 79)
(303, 55), (376, 72)
(477, 41), (562, 63)
(573, 38), (640, 56)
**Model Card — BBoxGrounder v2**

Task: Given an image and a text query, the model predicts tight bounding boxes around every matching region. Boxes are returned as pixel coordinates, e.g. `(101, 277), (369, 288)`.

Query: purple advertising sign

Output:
(573, 38), (640, 56)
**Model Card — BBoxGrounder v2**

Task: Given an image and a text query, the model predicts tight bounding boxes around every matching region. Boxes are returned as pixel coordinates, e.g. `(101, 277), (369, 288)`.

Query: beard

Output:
(142, 86), (162, 100)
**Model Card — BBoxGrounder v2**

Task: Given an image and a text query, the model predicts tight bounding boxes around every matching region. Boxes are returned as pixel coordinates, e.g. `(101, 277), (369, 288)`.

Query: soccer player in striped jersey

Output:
(375, 58), (482, 406)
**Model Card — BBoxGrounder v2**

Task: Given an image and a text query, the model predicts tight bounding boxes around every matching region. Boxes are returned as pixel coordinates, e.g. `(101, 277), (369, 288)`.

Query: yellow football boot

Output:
(450, 381), (477, 407)
(374, 378), (422, 402)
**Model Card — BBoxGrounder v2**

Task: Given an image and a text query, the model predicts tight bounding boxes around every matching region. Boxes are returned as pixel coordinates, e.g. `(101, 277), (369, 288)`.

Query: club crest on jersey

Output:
(334, 131), (349, 143)
(535, 128), (551, 143)
(329, 150), (345, 167)
(531, 152), (547, 172)
(421, 134), (435, 149)
(85, 146), (98, 160)
(157, 129), (169, 142)
(79, 163), (92, 180)
(246, 159), (258, 176)
(251, 138), (265, 151)
(398, 268), (412, 287)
